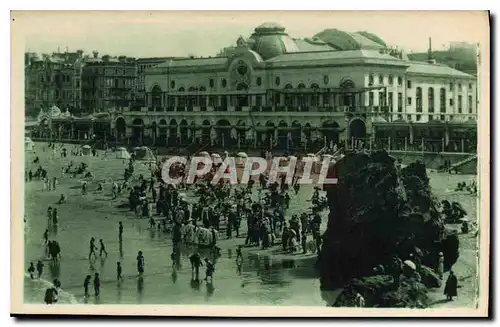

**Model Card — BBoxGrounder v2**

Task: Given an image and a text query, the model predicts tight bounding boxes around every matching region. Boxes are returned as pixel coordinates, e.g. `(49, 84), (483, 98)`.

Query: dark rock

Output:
(419, 265), (442, 288)
(333, 275), (429, 308)
(320, 152), (458, 291)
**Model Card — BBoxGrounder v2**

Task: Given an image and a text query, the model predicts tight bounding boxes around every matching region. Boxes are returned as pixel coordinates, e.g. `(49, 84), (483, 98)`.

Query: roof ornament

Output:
(236, 36), (247, 48)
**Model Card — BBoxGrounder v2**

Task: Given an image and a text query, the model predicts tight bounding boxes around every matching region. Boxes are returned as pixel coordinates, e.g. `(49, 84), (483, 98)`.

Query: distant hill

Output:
(408, 49), (477, 76)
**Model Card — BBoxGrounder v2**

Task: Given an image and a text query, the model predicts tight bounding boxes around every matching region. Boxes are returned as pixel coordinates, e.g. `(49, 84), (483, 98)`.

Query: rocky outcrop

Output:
(333, 275), (429, 308)
(320, 150), (458, 292)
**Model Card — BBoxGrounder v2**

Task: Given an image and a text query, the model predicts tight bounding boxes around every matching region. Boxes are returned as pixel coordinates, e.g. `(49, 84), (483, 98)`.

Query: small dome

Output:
(250, 23), (299, 60)
(49, 105), (61, 118)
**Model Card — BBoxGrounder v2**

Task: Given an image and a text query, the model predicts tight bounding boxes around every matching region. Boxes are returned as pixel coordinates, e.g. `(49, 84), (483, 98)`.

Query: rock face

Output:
(332, 275), (429, 308)
(320, 150), (458, 292)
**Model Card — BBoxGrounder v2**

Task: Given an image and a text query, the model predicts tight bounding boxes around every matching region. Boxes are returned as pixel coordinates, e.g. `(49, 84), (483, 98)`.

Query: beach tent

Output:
(25, 137), (35, 151)
(115, 147), (131, 159)
(81, 145), (91, 155)
(133, 146), (156, 162)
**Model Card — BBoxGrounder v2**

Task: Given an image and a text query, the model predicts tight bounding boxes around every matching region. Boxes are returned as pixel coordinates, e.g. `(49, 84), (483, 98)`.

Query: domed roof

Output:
(49, 105), (61, 117)
(250, 23), (300, 60)
(314, 29), (387, 50)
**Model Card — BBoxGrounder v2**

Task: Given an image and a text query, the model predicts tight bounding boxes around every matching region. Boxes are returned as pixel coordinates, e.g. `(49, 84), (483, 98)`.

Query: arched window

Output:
(310, 83), (320, 106)
(416, 87), (422, 112)
(284, 83), (293, 107)
(178, 87), (185, 108)
(468, 95), (473, 113)
(428, 87), (434, 113)
(440, 88), (446, 113)
(297, 83), (306, 107)
(151, 85), (162, 110)
(369, 74), (374, 85)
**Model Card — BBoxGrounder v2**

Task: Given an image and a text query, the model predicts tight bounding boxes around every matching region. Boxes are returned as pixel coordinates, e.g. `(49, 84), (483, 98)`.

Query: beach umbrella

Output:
(306, 153), (316, 157)
(403, 260), (416, 271)
(199, 151), (209, 156)
(82, 145), (91, 149)
(237, 152), (248, 158)
(211, 153), (221, 158)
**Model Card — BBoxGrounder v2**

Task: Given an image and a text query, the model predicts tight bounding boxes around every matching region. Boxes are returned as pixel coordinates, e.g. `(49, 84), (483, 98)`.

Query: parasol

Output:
(237, 152), (248, 158)
(403, 260), (416, 270)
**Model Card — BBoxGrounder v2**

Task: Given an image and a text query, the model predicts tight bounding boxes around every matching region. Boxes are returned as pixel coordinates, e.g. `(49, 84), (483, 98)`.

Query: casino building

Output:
(43, 23), (479, 153)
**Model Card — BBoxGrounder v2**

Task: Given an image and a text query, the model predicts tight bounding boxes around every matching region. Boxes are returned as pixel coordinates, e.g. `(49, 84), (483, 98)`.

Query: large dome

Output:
(249, 23), (300, 60)
(314, 29), (387, 50)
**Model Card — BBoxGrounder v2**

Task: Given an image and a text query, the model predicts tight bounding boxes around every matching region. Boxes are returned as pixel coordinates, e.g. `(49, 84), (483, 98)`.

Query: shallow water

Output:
(23, 146), (478, 306)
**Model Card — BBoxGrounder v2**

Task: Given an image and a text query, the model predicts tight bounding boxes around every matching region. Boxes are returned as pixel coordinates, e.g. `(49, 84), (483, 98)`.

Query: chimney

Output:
(428, 37), (433, 61)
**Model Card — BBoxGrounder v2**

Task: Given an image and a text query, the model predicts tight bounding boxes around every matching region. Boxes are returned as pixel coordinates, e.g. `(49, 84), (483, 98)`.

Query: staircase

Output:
(441, 155), (478, 174)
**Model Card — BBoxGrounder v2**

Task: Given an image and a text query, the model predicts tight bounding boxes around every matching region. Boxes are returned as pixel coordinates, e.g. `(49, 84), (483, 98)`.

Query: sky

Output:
(13, 11), (488, 58)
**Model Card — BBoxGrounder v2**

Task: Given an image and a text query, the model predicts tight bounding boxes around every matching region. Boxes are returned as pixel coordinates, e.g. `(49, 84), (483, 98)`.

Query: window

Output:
(469, 83), (472, 90)
(440, 115), (445, 121)
(209, 79), (214, 88)
(369, 74), (374, 85)
(429, 115), (434, 121)
(397, 92), (402, 112)
(379, 75), (383, 84)
(449, 82), (453, 91)
(407, 80), (412, 88)
(458, 95), (463, 113)
(275, 77), (280, 86)
(416, 114), (422, 121)
(450, 98), (454, 106)
(428, 87), (434, 113)
(440, 88), (446, 113)
(379, 91), (385, 107)
(388, 75), (393, 85)
(221, 79), (227, 88)
(369, 92), (374, 105)
(388, 92), (393, 110)
(458, 83), (462, 91)
(407, 115), (412, 121)
(397, 76), (403, 86)
(468, 95), (473, 113)
(256, 77), (262, 86)
(171, 80), (175, 89)
(416, 87), (422, 112)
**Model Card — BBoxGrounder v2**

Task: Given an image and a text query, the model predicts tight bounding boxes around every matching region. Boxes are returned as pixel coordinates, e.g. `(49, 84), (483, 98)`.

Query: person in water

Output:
(99, 239), (108, 257)
(93, 273), (100, 296)
(204, 258), (215, 283)
(83, 275), (91, 297)
(43, 229), (49, 245)
(137, 251), (145, 276)
(27, 262), (35, 279)
(117, 262), (123, 281)
(89, 237), (97, 260)
(36, 260), (44, 279)
(118, 221), (123, 242)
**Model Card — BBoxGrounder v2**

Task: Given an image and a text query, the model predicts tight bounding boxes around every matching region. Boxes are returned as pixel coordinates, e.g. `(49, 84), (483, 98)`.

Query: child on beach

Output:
(36, 260), (44, 279)
(94, 273), (100, 296)
(83, 275), (91, 297)
(27, 262), (35, 279)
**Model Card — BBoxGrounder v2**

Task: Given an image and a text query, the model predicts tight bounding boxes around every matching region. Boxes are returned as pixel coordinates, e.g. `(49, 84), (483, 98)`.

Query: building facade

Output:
(135, 57), (182, 108)
(81, 52), (136, 112)
(24, 50), (85, 117)
(109, 23), (477, 151)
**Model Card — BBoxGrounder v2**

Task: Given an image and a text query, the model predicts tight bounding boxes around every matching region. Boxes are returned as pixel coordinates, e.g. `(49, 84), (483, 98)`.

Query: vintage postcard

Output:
(11, 10), (490, 317)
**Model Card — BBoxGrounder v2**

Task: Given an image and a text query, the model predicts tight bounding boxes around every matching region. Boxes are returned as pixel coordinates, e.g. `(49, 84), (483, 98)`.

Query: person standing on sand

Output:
(436, 252), (444, 279)
(204, 258), (215, 283)
(27, 262), (35, 279)
(117, 262), (123, 281)
(444, 270), (458, 301)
